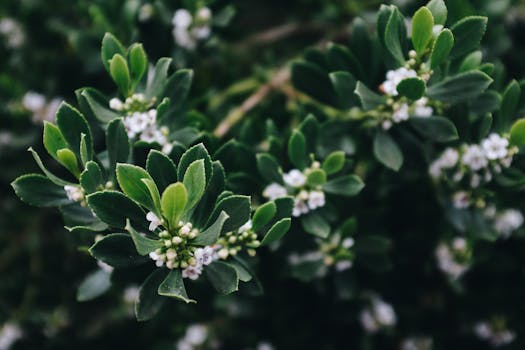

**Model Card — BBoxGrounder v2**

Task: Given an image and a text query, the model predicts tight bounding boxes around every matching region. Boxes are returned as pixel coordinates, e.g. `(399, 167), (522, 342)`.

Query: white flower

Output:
(140, 126), (166, 144)
(412, 97), (433, 117)
(0, 18), (24, 48)
(0, 323), (22, 350)
(238, 220), (252, 233)
(470, 173), (481, 188)
(462, 145), (488, 171)
(382, 119), (393, 130)
(64, 185), (84, 202)
(22, 92), (46, 111)
(392, 103), (410, 123)
(123, 285), (140, 304)
(194, 246), (215, 266)
(146, 211), (162, 231)
(342, 237), (355, 249)
(196, 7), (212, 22)
(124, 112), (151, 137)
(435, 242), (469, 279)
(360, 309), (379, 333)
(482, 133), (509, 160)
(191, 26), (211, 40)
(452, 191), (470, 209)
(335, 260), (353, 271)
(109, 98), (123, 111)
(382, 67), (418, 96)
(474, 321), (516, 347)
(184, 324), (208, 345)
(452, 237), (467, 251)
(162, 142), (174, 155)
(307, 190), (325, 210)
(474, 322), (492, 339)
(494, 209), (524, 237)
(432, 24), (444, 36)
(138, 4), (154, 22)
(172, 9), (193, 28)
(441, 148), (459, 168)
(292, 199), (309, 217)
(373, 299), (397, 326)
(262, 183), (287, 200)
(283, 169), (306, 187)
(182, 264), (203, 280)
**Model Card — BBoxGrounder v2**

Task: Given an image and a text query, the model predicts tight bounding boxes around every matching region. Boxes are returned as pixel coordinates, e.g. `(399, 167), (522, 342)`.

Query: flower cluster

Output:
(435, 237), (471, 280)
(109, 94), (173, 154)
(63, 185), (85, 205)
(216, 220), (260, 259)
(22, 91), (61, 124)
(172, 7), (212, 50)
(263, 162), (326, 217)
(379, 51), (434, 130)
(0, 18), (24, 49)
(359, 296), (397, 333)
(430, 134), (517, 196)
(176, 324), (211, 350)
(474, 319), (516, 347)
(400, 337), (433, 350)
(484, 207), (524, 238)
(0, 323), (22, 350)
(289, 235), (354, 274)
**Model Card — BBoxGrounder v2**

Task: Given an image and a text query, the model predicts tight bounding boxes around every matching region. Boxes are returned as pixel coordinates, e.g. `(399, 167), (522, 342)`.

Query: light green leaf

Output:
(252, 202), (277, 231)
(426, 0), (447, 25)
(126, 219), (163, 255)
(322, 151), (346, 175)
(109, 53), (131, 96)
(193, 211), (229, 246)
(411, 7), (434, 54)
(261, 218), (291, 244)
(161, 182), (188, 228)
(183, 159), (206, 212)
(57, 148), (80, 178)
(43, 121), (68, 161)
(116, 163), (157, 213)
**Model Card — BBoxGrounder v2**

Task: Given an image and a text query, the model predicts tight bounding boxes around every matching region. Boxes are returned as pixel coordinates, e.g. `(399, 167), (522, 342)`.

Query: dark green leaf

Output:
(177, 143), (212, 187)
(208, 195), (250, 233)
(426, 0), (447, 25)
(77, 269), (112, 302)
(116, 164), (158, 213)
(56, 102), (93, 158)
(193, 211), (229, 246)
(101, 33), (126, 72)
(384, 6), (407, 65)
(355, 81), (386, 110)
(324, 175), (365, 196)
(373, 132), (403, 171)
(396, 77), (426, 100)
(288, 130), (308, 170)
(107, 118), (130, 180)
(427, 71), (493, 103)
(450, 16), (487, 59)
(205, 261), (239, 295)
(89, 233), (147, 268)
(146, 150), (177, 192)
(80, 161), (104, 194)
(252, 201), (277, 231)
(11, 174), (71, 207)
(261, 218), (291, 244)
(322, 151), (346, 175)
(135, 269), (167, 321)
(430, 29), (454, 69)
(86, 190), (147, 230)
(329, 71), (358, 110)
(158, 269), (195, 303)
(256, 153), (283, 184)
(301, 212), (330, 238)
(126, 220), (163, 255)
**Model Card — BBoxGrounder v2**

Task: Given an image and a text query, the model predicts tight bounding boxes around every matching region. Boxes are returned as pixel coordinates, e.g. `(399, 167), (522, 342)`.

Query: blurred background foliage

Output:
(2, 0), (525, 349)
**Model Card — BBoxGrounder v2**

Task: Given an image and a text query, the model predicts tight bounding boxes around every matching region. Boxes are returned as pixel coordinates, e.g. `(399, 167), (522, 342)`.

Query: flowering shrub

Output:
(5, 0), (525, 349)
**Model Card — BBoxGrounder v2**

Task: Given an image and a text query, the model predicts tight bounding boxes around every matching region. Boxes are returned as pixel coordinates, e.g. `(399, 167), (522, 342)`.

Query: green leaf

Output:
(426, 0), (447, 25)
(101, 33), (126, 72)
(158, 269), (195, 303)
(89, 233), (147, 268)
(306, 169), (327, 187)
(291, 61), (338, 107)
(80, 89), (120, 123)
(128, 43), (148, 85)
(355, 81), (386, 110)
(384, 6), (406, 65)
(109, 53), (131, 96)
(458, 51), (482, 72)
(430, 29), (454, 69)
(396, 77), (426, 100)
(288, 130), (308, 170)
(86, 190), (146, 230)
(252, 202), (277, 231)
(43, 121), (68, 161)
(497, 80), (521, 132)
(261, 218), (291, 244)
(228, 259), (253, 282)
(329, 71), (357, 109)
(412, 7), (434, 54)
(141, 178), (162, 217)
(208, 195), (251, 233)
(161, 183), (188, 228)
(183, 159), (206, 212)
(193, 211), (229, 246)
(57, 148), (80, 178)
(324, 175), (365, 196)
(135, 269), (167, 321)
(450, 16), (487, 59)
(274, 196), (294, 221)
(126, 220), (163, 255)
(162, 69), (193, 110)
(177, 143), (212, 187)
(322, 151), (346, 175)
(106, 118), (130, 180)
(409, 116), (459, 142)
(77, 269), (112, 302)
(205, 261), (239, 295)
(427, 71), (493, 103)
(80, 161), (104, 194)
(510, 119), (525, 146)
(56, 102), (92, 158)
(301, 212), (330, 238)
(146, 150), (177, 192)
(11, 174), (71, 207)
(355, 235), (392, 254)
(373, 132), (403, 171)
(28, 147), (71, 186)
(116, 164), (158, 213)
(256, 153), (283, 184)
(146, 57), (172, 100)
